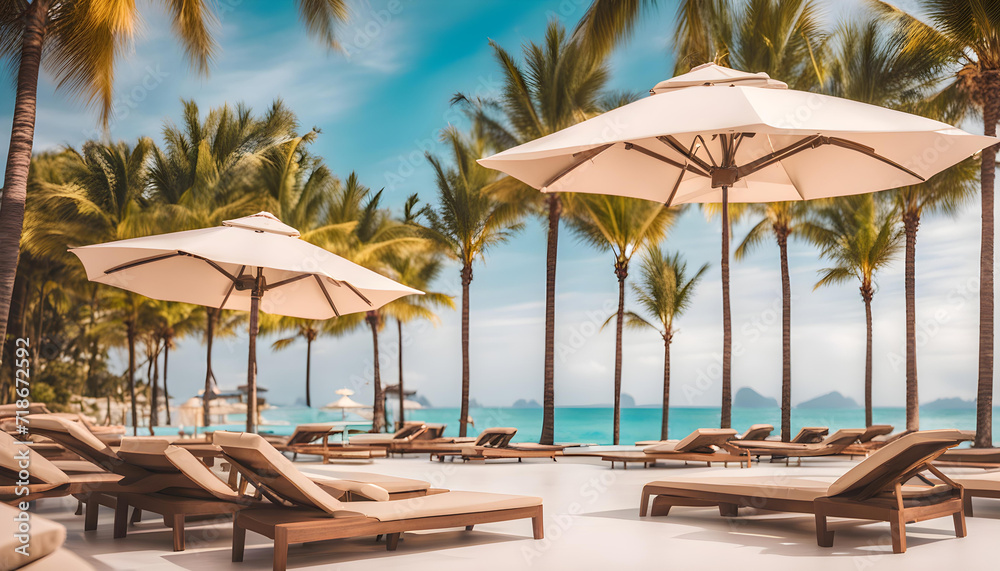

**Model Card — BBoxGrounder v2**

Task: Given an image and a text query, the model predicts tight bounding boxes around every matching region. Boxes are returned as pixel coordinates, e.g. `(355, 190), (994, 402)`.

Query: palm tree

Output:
(734, 202), (812, 441)
(383, 249), (455, 428)
(620, 247), (708, 440)
(869, 0), (1000, 448)
(803, 194), (903, 427)
(569, 194), (676, 444)
(423, 128), (523, 437)
(455, 21), (610, 444)
(150, 301), (198, 426)
(0, 1), (351, 348)
(826, 14), (964, 432)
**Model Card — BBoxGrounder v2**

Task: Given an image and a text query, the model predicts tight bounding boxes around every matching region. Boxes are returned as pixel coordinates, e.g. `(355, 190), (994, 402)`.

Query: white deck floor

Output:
(38, 453), (1000, 570)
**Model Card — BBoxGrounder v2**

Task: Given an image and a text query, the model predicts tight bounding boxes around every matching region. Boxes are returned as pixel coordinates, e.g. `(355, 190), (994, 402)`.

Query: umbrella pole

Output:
(246, 269), (262, 433)
(720, 185), (732, 429)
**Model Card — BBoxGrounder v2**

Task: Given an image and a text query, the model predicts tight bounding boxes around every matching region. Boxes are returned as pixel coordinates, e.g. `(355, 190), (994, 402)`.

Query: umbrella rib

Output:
(341, 280), (373, 307)
(218, 264), (245, 310)
(264, 274), (312, 291)
(623, 143), (709, 178)
(313, 274), (341, 317)
(826, 137), (926, 181)
(737, 135), (925, 183)
(104, 252), (184, 275)
(183, 252), (240, 283)
(664, 166), (687, 208)
(657, 136), (715, 172)
(542, 143), (614, 189)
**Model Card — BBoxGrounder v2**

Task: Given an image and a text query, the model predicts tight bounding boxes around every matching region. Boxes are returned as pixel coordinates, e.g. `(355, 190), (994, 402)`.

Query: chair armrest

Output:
(313, 477), (390, 501)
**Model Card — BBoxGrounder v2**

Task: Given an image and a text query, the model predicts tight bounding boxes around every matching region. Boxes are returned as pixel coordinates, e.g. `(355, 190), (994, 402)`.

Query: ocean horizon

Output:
(165, 406), (1000, 446)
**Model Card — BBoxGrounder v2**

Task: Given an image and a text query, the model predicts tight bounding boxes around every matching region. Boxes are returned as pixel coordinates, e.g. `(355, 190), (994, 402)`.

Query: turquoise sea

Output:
(169, 406), (1000, 446)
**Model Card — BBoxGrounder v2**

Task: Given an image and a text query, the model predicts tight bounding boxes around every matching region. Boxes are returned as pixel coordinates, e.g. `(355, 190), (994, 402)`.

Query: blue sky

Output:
(2, 0), (993, 412)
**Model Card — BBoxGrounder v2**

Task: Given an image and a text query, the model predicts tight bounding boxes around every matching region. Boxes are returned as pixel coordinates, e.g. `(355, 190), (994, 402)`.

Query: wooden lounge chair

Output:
(937, 448), (1000, 468)
(936, 470), (1000, 516)
(841, 425), (899, 455)
(636, 424), (775, 447)
(640, 429), (973, 553)
(213, 431), (543, 570)
(0, 501), (96, 570)
(269, 423), (388, 461)
(791, 426), (829, 443)
(732, 428), (865, 464)
(348, 422), (427, 446)
(603, 429), (750, 469)
(425, 427), (518, 460)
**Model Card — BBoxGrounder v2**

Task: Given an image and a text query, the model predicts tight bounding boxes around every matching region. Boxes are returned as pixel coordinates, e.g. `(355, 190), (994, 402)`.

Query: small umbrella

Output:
(479, 63), (999, 428)
(322, 394), (370, 420)
(70, 212), (421, 433)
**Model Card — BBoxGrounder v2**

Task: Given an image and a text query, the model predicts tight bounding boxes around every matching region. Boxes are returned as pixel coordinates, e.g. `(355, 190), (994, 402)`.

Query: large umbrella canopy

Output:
(479, 63), (997, 205)
(479, 63), (999, 433)
(322, 394), (370, 420)
(70, 212), (421, 433)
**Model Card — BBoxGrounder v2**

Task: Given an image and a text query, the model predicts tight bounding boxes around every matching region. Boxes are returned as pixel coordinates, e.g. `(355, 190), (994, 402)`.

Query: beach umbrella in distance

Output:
(70, 212), (422, 433)
(323, 392), (370, 420)
(479, 63), (1000, 429)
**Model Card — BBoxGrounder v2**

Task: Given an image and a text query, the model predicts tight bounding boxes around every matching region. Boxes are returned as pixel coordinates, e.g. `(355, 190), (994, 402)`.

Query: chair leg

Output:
(718, 503), (738, 517)
(172, 514), (186, 551)
(130, 507), (142, 525)
(639, 489), (651, 517)
(953, 510), (967, 538)
(964, 495), (975, 518)
(532, 508), (544, 539)
(273, 527), (288, 571)
(113, 499), (129, 539)
(815, 511), (834, 548)
(889, 512), (906, 554)
(84, 496), (100, 532)
(465, 525), (474, 531)
(232, 520), (246, 562)
(386, 532), (400, 551)
(75, 499), (83, 516)
(649, 496), (673, 517)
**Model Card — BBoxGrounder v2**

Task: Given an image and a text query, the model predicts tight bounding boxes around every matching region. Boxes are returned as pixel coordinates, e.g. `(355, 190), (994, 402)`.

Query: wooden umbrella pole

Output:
(246, 268), (263, 434)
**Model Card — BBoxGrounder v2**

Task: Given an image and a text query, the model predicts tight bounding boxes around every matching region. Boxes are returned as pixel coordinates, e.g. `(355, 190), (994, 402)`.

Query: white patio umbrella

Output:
(322, 394), (370, 420)
(479, 63), (999, 427)
(70, 212), (422, 433)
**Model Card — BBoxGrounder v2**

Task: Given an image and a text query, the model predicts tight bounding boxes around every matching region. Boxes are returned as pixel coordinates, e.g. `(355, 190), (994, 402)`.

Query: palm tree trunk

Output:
(149, 343), (159, 427)
(541, 194), (561, 445)
(203, 308), (217, 428)
(367, 312), (385, 433)
(661, 333), (671, 441)
(613, 260), (627, 445)
(903, 210), (920, 431)
(778, 231), (791, 442)
(0, 0), (49, 347)
(127, 320), (137, 436)
(163, 338), (171, 425)
(305, 335), (313, 408)
(720, 186), (732, 429)
(863, 286), (874, 428)
(397, 319), (405, 428)
(459, 264), (472, 438)
(976, 83), (998, 448)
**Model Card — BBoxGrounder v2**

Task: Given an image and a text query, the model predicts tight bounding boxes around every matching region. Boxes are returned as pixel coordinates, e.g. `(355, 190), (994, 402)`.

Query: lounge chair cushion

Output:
(332, 490), (542, 522)
(827, 429), (972, 498)
(163, 445), (242, 502)
(0, 433), (70, 488)
(739, 424), (773, 440)
(310, 471), (430, 494)
(118, 437), (178, 472)
(26, 415), (112, 458)
(214, 431), (346, 514)
(645, 476), (832, 502)
(644, 428), (736, 454)
(0, 502), (66, 570)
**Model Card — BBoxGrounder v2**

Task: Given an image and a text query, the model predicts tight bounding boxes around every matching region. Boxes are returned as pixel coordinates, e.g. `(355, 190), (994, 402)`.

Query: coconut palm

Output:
(869, 0), (1000, 448)
(569, 194), (677, 444)
(382, 249), (455, 428)
(734, 202), (812, 441)
(802, 194), (903, 427)
(0, 1), (351, 349)
(150, 301), (198, 426)
(423, 128), (523, 437)
(454, 21), (610, 444)
(619, 247), (708, 440)
(826, 14), (964, 432)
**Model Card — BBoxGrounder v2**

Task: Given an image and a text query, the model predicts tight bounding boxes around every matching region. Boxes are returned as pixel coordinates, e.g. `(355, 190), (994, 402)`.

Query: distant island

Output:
(922, 397), (975, 411)
(621, 393), (636, 408)
(411, 394), (433, 408)
(512, 399), (541, 408)
(734, 387), (778, 408)
(468, 398), (483, 408)
(797, 391), (859, 409)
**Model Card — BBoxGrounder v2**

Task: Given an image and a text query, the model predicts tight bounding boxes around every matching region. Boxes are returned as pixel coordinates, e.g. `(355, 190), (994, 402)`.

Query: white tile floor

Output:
(38, 454), (1000, 570)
